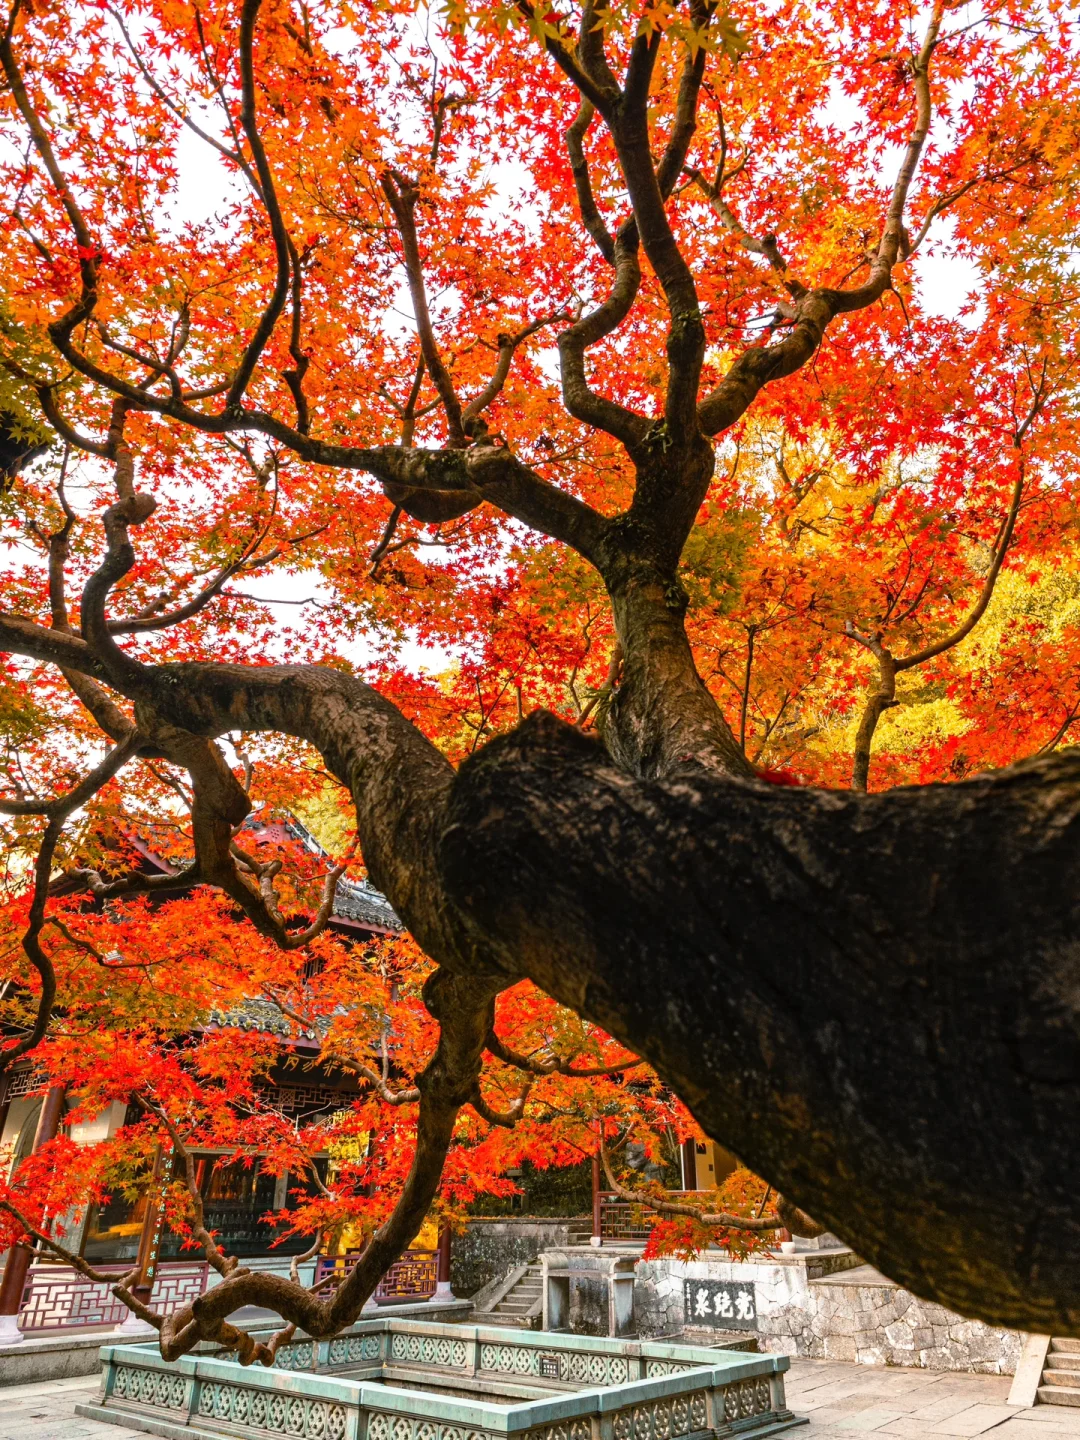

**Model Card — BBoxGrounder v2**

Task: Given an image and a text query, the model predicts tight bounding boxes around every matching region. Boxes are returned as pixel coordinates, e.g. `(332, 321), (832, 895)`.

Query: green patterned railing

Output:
(77, 1318), (805, 1440)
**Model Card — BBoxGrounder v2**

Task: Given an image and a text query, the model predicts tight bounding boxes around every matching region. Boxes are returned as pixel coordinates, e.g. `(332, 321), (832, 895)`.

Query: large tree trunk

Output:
(9, 623), (1080, 1335)
(441, 712), (1080, 1335)
(604, 568), (753, 779)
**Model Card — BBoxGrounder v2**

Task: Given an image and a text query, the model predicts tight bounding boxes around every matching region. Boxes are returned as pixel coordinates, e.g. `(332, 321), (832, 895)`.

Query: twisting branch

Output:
(695, 2), (946, 448)
(260, 988), (421, 1105)
(683, 155), (803, 298)
(226, 0), (293, 407)
(846, 392), (1037, 791)
(378, 171), (466, 446)
(132, 1095), (237, 1279)
(565, 99), (615, 265)
(485, 1029), (642, 1078)
(461, 313), (568, 434)
(0, 1196), (157, 1326)
(0, 730), (143, 1074)
(470, 1076), (532, 1127)
(600, 1141), (822, 1236)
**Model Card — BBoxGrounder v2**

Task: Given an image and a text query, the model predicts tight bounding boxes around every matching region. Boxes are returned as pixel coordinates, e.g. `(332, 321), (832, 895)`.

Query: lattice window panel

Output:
(5, 1068), (46, 1100)
(259, 1084), (354, 1115)
(18, 1261), (209, 1333)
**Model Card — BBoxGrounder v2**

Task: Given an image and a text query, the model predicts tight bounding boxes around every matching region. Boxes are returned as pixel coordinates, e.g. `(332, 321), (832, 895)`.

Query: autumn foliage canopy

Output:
(0, 0), (1078, 1350)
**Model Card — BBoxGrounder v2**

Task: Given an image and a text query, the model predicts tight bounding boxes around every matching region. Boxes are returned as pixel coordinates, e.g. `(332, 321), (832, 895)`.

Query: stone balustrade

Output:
(76, 1319), (804, 1439)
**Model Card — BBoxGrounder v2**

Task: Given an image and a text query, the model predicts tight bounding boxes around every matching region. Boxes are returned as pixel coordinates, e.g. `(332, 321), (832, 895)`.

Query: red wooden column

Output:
(591, 1151), (602, 1246)
(435, 1224), (453, 1299)
(680, 1138), (698, 1191)
(117, 1146), (173, 1333)
(0, 1085), (66, 1345)
(0, 1075), (13, 1149)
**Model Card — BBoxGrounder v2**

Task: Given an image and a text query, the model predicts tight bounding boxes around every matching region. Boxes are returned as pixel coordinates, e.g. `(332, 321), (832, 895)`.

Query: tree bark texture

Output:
(440, 713), (1080, 1335)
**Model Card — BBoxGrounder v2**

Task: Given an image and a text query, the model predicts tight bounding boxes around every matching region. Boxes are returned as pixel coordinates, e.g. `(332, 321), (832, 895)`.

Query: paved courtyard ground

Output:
(2, 1360), (1080, 1439)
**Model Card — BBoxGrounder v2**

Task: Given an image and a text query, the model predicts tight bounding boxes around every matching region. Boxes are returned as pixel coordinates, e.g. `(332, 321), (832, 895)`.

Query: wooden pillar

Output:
(0, 1085), (65, 1344)
(0, 1074), (13, 1151)
(680, 1139), (698, 1191)
(435, 1224), (453, 1298)
(591, 1152), (602, 1245)
(117, 1146), (171, 1331)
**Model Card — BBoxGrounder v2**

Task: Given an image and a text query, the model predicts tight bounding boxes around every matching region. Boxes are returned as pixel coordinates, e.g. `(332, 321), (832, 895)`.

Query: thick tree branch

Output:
(599, 1140), (784, 1231)
(440, 712), (1080, 1334)
(485, 1029), (642, 1077)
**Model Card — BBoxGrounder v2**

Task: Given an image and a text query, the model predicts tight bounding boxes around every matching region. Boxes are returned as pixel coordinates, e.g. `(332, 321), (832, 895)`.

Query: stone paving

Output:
(786, 1358), (1080, 1437)
(1, 1359), (1080, 1439)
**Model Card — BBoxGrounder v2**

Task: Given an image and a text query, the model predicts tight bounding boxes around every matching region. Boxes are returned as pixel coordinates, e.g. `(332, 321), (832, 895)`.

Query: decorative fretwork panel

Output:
(193, 1380), (348, 1439)
(722, 1379), (771, 1422)
(479, 1342), (629, 1387)
(263, 1084), (356, 1116)
(522, 1421), (592, 1440)
(328, 1334), (382, 1367)
(388, 1332), (468, 1368)
(609, 1390), (709, 1440)
(112, 1366), (190, 1411)
(644, 1362), (696, 1378)
(4, 1067), (45, 1099)
(273, 1340), (316, 1370)
(18, 1261), (209, 1333)
(367, 1413), (490, 1440)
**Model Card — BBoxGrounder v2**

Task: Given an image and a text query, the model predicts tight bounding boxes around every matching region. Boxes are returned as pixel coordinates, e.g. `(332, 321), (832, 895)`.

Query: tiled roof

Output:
(240, 812), (402, 934)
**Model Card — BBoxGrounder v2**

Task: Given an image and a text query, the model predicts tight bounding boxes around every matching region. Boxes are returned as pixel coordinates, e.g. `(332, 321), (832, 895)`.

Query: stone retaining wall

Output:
(452, 1217), (588, 1297)
(630, 1253), (1023, 1375)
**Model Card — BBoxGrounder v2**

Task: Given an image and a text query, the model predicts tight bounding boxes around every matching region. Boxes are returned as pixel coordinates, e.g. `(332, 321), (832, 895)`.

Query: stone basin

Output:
(76, 1318), (806, 1439)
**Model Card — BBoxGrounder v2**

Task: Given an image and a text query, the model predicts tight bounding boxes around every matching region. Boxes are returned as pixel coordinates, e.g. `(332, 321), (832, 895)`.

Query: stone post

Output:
(542, 1251), (570, 1332)
(607, 1255), (638, 1338)
(0, 1084), (66, 1345)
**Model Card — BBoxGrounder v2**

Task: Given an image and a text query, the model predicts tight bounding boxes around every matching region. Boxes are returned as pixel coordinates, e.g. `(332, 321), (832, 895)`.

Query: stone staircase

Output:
(473, 1263), (545, 1329)
(1039, 1337), (1080, 1406)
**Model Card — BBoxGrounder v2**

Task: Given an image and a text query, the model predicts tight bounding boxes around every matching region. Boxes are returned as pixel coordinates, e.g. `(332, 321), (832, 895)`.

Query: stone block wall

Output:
(792, 1272), (1023, 1373)
(629, 1253), (1023, 1375)
(451, 1217), (588, 1297)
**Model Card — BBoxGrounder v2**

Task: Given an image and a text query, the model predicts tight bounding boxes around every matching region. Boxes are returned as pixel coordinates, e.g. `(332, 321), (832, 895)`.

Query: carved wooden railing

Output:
(17, 1259), (210, 1333)
(312, 1248), (437, 1305)
(596, 1191), (698, 1242)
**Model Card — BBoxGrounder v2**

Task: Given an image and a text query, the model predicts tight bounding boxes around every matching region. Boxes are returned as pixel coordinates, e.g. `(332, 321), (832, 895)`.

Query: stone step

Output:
(1048, 1354), (1080, 1372)
(1052, 1338), (1080, 1355)
(1038, 1386), (1080, 1408)
(495, 1300), (538, 1313)
(1044, 1370), (1080, 1390)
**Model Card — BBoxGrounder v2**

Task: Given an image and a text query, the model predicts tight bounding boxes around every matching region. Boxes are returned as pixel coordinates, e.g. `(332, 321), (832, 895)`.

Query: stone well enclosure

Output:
(78, 1317), (804, 1440)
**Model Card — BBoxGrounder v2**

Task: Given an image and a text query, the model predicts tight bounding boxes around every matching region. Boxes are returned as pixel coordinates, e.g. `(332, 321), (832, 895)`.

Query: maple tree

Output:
(0, 824), (783, 1359)
(0, 0), (1077, 1352)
